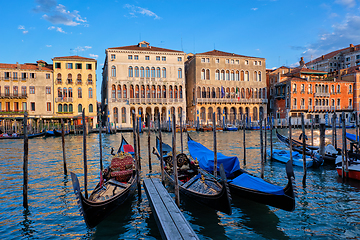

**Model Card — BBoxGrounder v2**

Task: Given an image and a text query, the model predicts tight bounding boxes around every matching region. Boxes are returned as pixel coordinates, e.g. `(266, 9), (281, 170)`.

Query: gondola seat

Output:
(110, 154), (134, 182)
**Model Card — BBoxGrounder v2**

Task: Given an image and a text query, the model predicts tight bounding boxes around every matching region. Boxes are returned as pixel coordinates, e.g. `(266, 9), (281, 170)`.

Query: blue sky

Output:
(1, 0), (360, 100)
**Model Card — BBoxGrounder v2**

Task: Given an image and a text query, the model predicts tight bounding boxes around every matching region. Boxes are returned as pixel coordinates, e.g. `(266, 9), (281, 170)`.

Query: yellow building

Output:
(52, 56), (97, 127)
(185, 50), (267, 126)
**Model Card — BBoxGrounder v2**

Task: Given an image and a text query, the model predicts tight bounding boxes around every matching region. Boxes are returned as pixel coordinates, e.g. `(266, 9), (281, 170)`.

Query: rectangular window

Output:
(21, 86), (26, 96)
(162, 56), (166, 61)
(30, 73), (35, 78)
(21, 73), (27, 80)
(5, 86), (10, 96)
(178, 57), (182, 62)
(111, 54), (116, 60)
(201, 58), (205, 62)
(55, 62), (61, 69)
(231, 59), (234, 64)
(346, 57), (350, 61)
(13, 72), (18, 80)
(46, 73), (50, 79)
(46, 102), (51, 111)
(245, 60), (249, 65)
(75, 63), (82, 69)
(216, 59), (219, 63)
(226, 59), (229, 64)
(128, 55), (132, 60)
(29, 86), (35, 94)
(46, 86), (51, 94)
(86, 64), (92, 70)
(259, 61), (262, 65)
(13, 86), (18, 96)
(22, 102), (27, 111)
(4, 72), (10, 79)
(14, 102), (19, 111)
(206, 58), (210, 63)
(235, 60), (239, 64)
(134, 55), (139, 60)
(67, 63), (73, 69)
(145, 56), (150, 60)
(357, 55), (360, 59)
(156, 56), (160, 61)
(31, 102), (35, 111)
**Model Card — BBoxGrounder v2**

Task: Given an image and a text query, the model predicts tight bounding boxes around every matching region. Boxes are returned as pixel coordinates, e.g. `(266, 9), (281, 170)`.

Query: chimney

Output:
(299, 57), (305, 68)
(350, 44), (355, 52)
(321, 55), (325, 60)
(16, 62), (20, 69)
(350, 44), (354, 48)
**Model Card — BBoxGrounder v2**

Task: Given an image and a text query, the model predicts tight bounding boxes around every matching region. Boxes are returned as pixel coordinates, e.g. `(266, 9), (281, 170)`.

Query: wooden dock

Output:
(143, 178), (199, 240)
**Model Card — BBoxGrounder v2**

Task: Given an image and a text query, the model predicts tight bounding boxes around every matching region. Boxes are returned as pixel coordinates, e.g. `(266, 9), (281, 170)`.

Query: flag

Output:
(221, 87), (225, 98)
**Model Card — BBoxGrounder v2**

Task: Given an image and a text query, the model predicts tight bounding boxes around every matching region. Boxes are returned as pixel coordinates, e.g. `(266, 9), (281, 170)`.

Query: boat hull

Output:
(336, 167), (360, 181)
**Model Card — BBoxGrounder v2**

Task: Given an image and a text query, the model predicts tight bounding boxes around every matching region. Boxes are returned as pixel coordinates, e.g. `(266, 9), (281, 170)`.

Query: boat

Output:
(268, 149), (323, 168)
(153, 136), (232, 215)
(216, 126), (223, 131)
(187, 135), (296, 211)
(276, 130), (340, 164)
(0, 131), (46, 139)
(186, 126), (196, 132)
(70, 135), (138, 228)
(225, 124), (238, 131)
(45, 129), (64, 137)
(200, 125), (212, 132)
(346, 132), (359, 142)
(335, 153), (360, 180)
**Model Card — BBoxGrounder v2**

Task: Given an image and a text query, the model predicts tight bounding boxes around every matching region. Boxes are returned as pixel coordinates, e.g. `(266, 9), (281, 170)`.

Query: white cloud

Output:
(18, 25), (25, 30)
(302, 14), (360, 61)
(335, 0), (356, 8)
(124, 4), (161, 19)
(48, 26), (67, 33)
(251, 8), (258, 11)
(23, 31), (29, 34)
(89, 54), (98, 59)
(46, 45), (52, 47)
(35, 0), (87, 26)
(73, 46), (92, 53)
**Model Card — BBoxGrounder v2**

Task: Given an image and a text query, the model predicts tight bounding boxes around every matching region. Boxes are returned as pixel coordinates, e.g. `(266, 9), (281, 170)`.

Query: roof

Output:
(306, 44), (360, 65)
(0, 63), (52, 71)
(286, 67), (327, 75)
(196, 50), (261, 59)
(53, 55), (97, 61)
(108, 45), (183, 53)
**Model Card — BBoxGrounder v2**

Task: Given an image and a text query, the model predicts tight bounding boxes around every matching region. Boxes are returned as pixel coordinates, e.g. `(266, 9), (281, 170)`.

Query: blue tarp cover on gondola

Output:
(187, 138), (241, 178)
(229, 173), (285, 195)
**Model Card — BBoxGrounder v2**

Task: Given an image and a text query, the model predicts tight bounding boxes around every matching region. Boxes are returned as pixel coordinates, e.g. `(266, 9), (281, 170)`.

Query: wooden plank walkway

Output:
(143, 178), (199, 240)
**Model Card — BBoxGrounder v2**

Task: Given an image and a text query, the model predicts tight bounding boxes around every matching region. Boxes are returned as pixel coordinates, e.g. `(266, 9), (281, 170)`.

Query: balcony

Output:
(314, 106), (331, 111)
(127, 98), (185, 105)
(55, 97), (73, 103)
(196, 98), (268, 104)
(56, 78), (62, 84)
(57, 111), (74, 114)
(76, 80), (82, 85)
(300, 105), (306, 110)
(87, 80), (93, 85)
(314, 92), (330, 97)
(0, 93), (27, 99)
(0, 110), (26, 115)
(66, 79), (73, 84)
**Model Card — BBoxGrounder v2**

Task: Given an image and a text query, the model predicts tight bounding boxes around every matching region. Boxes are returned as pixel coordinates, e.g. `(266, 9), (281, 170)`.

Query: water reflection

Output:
(20, 208), (35, 239)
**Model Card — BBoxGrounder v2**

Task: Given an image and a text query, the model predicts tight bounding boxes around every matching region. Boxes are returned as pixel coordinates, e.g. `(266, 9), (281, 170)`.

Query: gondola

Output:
(70, 135), (138, 228)
(0, 131), (46, 139)
(268, 149), (323, 168)
(276, 130), (340, 164)
(187, 135), (296, 211)
(153, 137), (232, 215)
(45, 129), (64, 137)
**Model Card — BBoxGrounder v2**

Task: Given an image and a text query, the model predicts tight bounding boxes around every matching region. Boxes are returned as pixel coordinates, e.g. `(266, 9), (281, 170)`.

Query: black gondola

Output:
(70, 136), (138, 228)
(276, 130), (340, 164)
(187, 135), (296, 212)
(45, 129), (64, 137)
(153, 136), (232, 215)
(0, 131), (46, 140)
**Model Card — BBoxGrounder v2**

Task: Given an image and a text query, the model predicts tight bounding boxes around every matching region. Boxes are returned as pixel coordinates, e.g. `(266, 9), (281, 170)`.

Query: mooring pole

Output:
(332, 114), (336, 147)
(132, 111), (140, 192)
(334, 114), (338, 149)
(172, 114), (180, 207)
(180, 114), (183, 154)
(82, 109), (88, 199)
(311, 114), (314, 146)
(147, 114), (152, 172)
(213, 112), (217, 177)
(61, 118), (67, 175)
(356, 113), (359, 147)
(264, 116), (267, 162)
(243, 114), (246, 166)
(158, 112), (165, 183)
(301, 113), (307, 185)
(289, 116), (293, 165)
(23, 112), (29, 208)
(270, 113), (273, 160)
(137, 116), (141, 170)
(99, 117), (103, 173)
(320, 123), (326, 159)
(341, 112), (349, 179)
(260, 111), (264, 179)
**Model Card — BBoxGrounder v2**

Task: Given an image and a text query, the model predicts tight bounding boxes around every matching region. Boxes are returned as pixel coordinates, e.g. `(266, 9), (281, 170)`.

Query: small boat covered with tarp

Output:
(187, 135), (295, 211)
(70, 136), (138, 228)
(153, 137), (232, 215)
(268, 149), (323, 168)
(276, 130), (340, 164)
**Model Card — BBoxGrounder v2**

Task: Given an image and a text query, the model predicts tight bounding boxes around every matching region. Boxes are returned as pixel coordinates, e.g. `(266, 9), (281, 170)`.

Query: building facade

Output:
(52, 56), (97, 127)
(185, 50), (267, 126)
(306, 43), (360, 73)
(269, 65), (354, 125)
(101, 41), (186, 128)
(0, 60), (53, 118)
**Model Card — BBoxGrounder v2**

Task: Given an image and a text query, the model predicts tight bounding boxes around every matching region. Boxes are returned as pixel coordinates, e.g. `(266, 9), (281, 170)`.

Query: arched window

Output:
(128, 66), (133, 77)
(226, 70), (230, 80)
(67, 73), (72, 84)
(349, 85), (353, 93)
(57, 87), (62, 98)
(69, 104), (73, 112)
(78, 88), (82, 98)
(162, 68), (166, 78)
(206, 69), (210, 80)
(221, 70), (225, 80)
(162, 86), (166, 98)
(235, 71), (239, 81)
(201, 69), (205, 80)
(140, 67), (144, 77)
(337, 85), (340, 93)
(112, 85), (116, 99)
(179, 86), (183, 98)
(111, 66), (116, 77)
(178, 68), (183, 79)
(241, 71), (244, 81)
(174, 86), (178, 98)
(117, 85), (121, 99)
(169, 86), (173, 98)
(89, 88), (93, 98)
(331, 85), (335, 93)
(135, 85), (139, 98)
(254, 71), (257, 81)
(89, 104), (93, 113)
(63, 87), (67, 97)
(156, 67), (161, 78)
(151, 67), (155, 78)
(77, 74), (82, 84)
(68, 87), (73, 97)
(123, 85), (127, 98)
(57, 73), (62, 84)
(113, 107), (118, 123)
(78, 104), (82, 113)
(157, 86), (161, 98)
(141, 85), (145, 98)
(121, 107), (126, 123)
(146, 85), (150, 98)
(215, 70), (220, 80)
(64, 104), (68, 112)
(146, 67), (150, 77)
(58, 104), (62, 113)
(230, 71), (234, 81)
(151, 85), (156, 98)
(135, 67), (139, 77)
(87, 74), (93, 84)
(258, 72), (262, 81)
(245, 71), (249, 81)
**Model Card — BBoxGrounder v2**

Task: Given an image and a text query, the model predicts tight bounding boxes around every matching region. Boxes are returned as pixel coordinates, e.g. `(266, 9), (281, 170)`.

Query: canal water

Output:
(0, 128), (359, 239)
